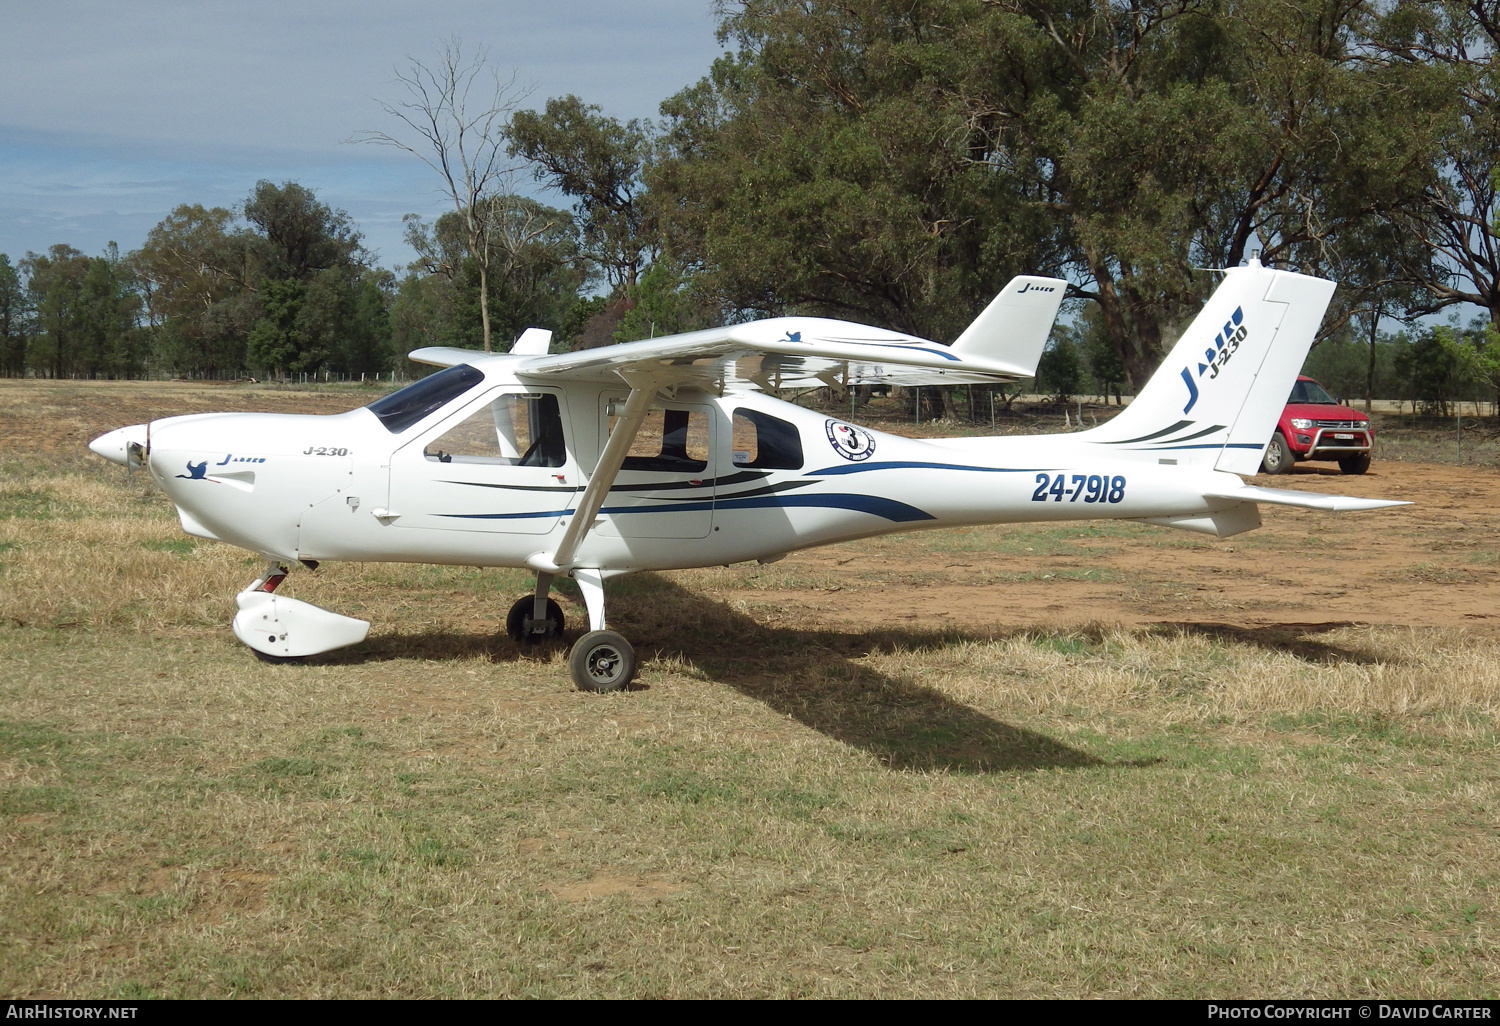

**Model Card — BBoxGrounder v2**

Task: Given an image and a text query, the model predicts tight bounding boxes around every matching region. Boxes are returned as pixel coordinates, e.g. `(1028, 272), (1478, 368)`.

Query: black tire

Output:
(1262, 431), (1295, 475)
(1338, 452), (1371, 475)
(506, 595), (565, 644)
(568, 630), (636, 692)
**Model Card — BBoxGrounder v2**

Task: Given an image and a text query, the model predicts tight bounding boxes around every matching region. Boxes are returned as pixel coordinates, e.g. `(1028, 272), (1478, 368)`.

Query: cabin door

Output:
(386, 387), (578, 536)
(593, 394), (716, 540)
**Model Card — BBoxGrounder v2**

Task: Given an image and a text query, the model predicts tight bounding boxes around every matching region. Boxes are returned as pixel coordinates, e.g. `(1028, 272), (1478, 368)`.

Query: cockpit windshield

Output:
(1288, 379), (1337, 405)
(366, 364), (485, 433)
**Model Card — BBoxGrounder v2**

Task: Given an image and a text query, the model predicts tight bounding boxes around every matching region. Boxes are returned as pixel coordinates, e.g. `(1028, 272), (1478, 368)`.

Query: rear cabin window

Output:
(731, 409), (803, 470)
(424, 393), (565, 467)
(612, 406), (710, 473)
(367, 364), (484, 433)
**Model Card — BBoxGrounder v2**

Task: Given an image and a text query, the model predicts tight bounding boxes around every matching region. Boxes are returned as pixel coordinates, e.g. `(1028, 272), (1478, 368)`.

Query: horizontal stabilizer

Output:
(1133, 504), (1262, 538)
(409, 346), (486, 368)
(951, 276), (1067, 376)
(1202, 484), (1410, 512)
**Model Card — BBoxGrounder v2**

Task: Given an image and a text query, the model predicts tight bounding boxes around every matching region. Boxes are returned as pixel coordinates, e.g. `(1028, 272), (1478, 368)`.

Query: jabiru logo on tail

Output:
(1180, 306), (1247, 413)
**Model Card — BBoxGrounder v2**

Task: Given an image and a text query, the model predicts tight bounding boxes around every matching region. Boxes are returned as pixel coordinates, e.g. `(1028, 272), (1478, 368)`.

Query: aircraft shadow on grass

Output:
(309, 573), (1175, 775)
(1145, 620), (1394, 666)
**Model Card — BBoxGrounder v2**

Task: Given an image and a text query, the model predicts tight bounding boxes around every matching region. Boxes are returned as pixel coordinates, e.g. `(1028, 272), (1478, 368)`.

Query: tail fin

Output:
(951, 275), (1067, 377)
(1085, 260), (1336, 474)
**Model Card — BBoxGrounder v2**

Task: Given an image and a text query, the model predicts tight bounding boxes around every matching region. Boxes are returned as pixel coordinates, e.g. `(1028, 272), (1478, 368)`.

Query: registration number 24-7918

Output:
(1031, 473), (1126, 504)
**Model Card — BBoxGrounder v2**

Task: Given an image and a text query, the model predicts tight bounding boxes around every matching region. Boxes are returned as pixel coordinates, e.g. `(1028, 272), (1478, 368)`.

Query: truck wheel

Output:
(1338, 453), (1371, 475)
(1262, 432), (1294, 475)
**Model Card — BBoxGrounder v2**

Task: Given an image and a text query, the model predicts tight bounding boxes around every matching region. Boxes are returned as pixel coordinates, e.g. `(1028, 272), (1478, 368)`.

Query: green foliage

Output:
(1371, 5), (1500, 329)
(399, 196), (592, 352)
(238, 182), (388, 378)
(245, 278), (305, 377)
(1437, 322), (1500, 406)
(1035, 336), (1082, 404)
(613, 258), (718, 343)
(652, 14), (1051, 340)
(1395, 329), (1464, 416)
(10, 2), (1500, 385)
(131, 187), (390, 380)
(243, 180), (361, 280)
(643, 0), (1445, 389)
(0, 255), (30, 376)
(1302, 332), (1394, 403)
(132, 203), (256, 376)
(509, 95), (655, 291)
(1054, 304), (1126, 400)
(19, 244), (142, 379)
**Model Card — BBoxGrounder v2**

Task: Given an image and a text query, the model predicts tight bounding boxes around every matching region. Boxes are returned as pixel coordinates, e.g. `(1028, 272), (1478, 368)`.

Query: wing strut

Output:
(543, 378), (656, 571)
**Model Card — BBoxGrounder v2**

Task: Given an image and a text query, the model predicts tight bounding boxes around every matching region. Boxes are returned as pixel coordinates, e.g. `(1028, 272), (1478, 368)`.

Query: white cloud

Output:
(0, 0), (725, 265)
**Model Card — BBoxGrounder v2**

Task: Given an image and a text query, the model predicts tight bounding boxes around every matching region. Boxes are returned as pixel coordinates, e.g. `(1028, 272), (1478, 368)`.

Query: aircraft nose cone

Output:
(88, 425), (147, 466)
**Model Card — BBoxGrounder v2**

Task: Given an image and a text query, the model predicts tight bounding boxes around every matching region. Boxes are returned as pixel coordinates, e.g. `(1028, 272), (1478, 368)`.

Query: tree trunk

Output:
(478, 260), (492, 352)
(1089, 258), (1168, 394)
(939, 386), (959, 421)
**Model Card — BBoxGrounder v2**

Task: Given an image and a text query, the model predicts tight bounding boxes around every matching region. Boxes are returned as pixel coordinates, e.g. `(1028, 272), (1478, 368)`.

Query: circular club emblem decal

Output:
(825, 419), (876, 462)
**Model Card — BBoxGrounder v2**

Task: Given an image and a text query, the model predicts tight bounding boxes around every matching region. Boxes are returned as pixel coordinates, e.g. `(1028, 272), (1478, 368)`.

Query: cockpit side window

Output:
(367, 364), (485, 433)
(732, 409), (803, 469)
(424, 393), (566, 467)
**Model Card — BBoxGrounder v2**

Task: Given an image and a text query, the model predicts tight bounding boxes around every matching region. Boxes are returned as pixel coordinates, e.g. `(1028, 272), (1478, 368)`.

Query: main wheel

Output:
(1338, 452), (1371, 475)
(569, 630), (636, 692)
(1262, 431), (1295, 475)
(506, 596), (565, 644)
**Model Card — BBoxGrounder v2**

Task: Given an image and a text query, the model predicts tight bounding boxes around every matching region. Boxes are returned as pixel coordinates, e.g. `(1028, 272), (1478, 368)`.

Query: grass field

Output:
(1, 381), (1497, 998)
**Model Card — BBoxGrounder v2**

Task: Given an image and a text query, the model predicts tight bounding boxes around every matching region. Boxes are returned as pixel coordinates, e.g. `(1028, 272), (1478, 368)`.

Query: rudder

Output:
(1083, 261), (1336, 472)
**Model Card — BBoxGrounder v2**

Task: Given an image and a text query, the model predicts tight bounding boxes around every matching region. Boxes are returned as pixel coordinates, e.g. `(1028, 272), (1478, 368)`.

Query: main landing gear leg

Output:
(568, 569), (635, 692)
(506, 571), (564, 645)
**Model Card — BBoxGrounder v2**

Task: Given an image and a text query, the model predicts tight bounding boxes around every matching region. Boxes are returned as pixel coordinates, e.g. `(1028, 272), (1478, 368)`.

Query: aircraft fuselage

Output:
(117, 366), (1250, 577)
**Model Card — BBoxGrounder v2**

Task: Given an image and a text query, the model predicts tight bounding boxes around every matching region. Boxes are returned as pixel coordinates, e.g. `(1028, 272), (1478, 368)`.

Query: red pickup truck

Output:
(1261, 375), (1373, 475)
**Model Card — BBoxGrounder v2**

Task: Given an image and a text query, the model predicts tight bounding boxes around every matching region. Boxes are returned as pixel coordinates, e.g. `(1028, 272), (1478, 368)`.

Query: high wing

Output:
(409, 276), (1065, 579)
(409, 275), (1068, 392)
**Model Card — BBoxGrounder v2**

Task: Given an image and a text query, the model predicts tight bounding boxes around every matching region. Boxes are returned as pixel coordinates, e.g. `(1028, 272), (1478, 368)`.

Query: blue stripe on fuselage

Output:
(438, 492), (934, 523)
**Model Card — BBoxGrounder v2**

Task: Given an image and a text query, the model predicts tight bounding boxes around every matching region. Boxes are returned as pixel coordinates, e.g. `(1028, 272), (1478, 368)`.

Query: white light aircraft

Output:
(90, 260), (1406, 691)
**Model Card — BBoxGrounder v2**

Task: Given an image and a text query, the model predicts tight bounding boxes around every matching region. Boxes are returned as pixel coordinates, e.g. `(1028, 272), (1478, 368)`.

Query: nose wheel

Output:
(568, 630), (636, 692)
(505, 595), (565, 644)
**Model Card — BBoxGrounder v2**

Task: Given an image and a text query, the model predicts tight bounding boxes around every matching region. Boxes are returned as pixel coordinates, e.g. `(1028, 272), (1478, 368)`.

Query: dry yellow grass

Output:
(1, 382), (1497, 998)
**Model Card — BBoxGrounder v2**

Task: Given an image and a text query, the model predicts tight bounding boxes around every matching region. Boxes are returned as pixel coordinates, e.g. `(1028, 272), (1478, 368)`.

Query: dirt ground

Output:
(5, 378), (1495, 638)
(770, 459), (1500, 636)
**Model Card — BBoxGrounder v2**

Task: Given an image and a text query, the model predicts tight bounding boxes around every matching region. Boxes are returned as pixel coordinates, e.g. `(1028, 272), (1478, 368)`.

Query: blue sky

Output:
(0, 0), (726, 270)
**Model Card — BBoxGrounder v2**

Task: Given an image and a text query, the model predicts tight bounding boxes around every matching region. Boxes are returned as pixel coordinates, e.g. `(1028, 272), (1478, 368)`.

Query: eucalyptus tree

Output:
(652, 4), (1062, 344)
(21, 245), (91, 378)
(0, 255), (29, 377)
(132, 204), (257, 375)
(509, 95), (658, 292)
(356, 39), (529, 351)
(399, 195), (592, 350)
(137, 183), (387, 378)
(943, 0), (1433, 388)
(653, 0), (1430, 390)
(1372, 0), (1500, 329)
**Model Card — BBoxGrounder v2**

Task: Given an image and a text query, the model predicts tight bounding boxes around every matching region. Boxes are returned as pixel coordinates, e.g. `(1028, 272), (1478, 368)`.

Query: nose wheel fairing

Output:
(231, 564), (370, 659)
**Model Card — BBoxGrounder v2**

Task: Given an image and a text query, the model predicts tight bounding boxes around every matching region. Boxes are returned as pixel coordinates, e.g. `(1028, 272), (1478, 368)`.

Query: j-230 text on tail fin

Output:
(1084, 260), (1336, 476)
